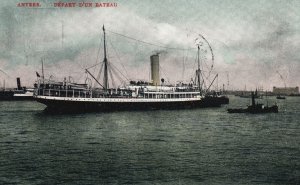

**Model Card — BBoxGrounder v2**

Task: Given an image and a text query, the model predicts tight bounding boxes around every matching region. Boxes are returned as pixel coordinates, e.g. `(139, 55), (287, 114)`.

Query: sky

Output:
(0, 0), (299, 90)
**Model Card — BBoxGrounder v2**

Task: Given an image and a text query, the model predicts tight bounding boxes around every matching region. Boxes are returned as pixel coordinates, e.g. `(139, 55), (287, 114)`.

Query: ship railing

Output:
(35, 88), (94, 98)
(141, 91), (200, 99)
(34, 88), (201, 99)
(34, 88), (129, 99)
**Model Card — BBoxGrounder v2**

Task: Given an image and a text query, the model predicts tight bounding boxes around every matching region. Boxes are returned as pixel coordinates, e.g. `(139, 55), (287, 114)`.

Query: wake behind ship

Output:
(33, 26), (228, 112)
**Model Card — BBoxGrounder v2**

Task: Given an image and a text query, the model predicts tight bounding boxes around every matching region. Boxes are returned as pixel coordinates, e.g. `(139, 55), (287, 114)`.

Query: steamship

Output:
(0, 78), (33, 100)
(33, 26), (228, 112)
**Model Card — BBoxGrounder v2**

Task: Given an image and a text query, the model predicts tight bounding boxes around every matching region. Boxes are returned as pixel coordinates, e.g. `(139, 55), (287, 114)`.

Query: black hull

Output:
(37, 96), (228, 113)
(0, 91), (33, 101)
(12, 96), (34, 101)
(203, 96), (229, 105)
(0, 91), (14, 100)
(0, 95), (33, 101)
(228, 105), (278, 114)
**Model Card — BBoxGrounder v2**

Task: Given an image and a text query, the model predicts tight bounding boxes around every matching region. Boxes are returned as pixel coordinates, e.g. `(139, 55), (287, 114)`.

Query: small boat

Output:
(0, 78), (33, 100)
(228, 92), (278, 114)
(0, 90), (14, 100)
(276, 95), (286, 99)
(237, 89), (262, 99)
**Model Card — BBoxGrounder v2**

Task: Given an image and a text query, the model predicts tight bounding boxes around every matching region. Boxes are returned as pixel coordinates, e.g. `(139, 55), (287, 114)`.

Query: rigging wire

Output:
(190, 51), (198, 82)
(159, 65), (171, 84)
(200, 72), (207, 91)
(94, 62), (104, 88)
(93, 32), (104, 74)
(110, 63), (129, 86)
(107, 36), (130, 80)
(109, 62), (130, 82)
(0, 69), (10, 78)
(108, 64), (116, 88)
(86, 62), (102, 70)
(107, 30), (196, 51)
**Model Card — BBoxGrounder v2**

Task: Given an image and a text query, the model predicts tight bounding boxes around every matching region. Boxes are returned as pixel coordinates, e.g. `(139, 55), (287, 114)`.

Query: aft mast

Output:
(41, 58), (45, 84)
(103, 25), (109, 90)
(196, 45), (202, 95)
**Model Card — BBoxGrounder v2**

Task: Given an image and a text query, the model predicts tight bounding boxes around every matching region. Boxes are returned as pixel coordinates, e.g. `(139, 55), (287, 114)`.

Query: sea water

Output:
(0, 96), (299, 184)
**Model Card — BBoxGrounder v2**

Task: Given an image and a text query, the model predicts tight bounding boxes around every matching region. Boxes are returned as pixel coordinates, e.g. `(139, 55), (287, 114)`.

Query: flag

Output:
(36, 72), (40, 77)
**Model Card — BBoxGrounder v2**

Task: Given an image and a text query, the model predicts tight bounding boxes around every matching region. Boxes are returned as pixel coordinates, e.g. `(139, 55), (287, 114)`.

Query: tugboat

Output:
(33, 26), (229, 112)
(228, 92), (278, 114)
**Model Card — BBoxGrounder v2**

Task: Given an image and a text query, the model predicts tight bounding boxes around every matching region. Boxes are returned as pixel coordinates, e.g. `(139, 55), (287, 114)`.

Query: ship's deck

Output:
(34, 95), (202, 103)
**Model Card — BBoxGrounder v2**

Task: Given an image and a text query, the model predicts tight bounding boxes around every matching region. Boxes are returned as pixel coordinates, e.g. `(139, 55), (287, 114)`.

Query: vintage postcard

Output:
(0, 0), (299, 184)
